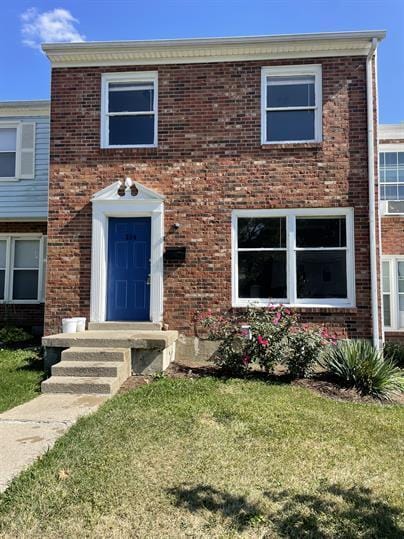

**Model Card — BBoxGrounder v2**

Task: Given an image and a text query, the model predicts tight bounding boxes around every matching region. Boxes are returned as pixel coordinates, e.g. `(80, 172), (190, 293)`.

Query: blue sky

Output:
(0, 0), (403, 123)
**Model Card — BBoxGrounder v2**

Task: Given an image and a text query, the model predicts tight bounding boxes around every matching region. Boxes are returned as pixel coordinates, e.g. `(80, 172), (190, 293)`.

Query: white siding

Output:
(0, 115), (49, 219)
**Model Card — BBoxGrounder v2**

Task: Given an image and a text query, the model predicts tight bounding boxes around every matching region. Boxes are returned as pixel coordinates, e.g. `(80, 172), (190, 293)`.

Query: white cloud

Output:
(21, 7), (85, 50)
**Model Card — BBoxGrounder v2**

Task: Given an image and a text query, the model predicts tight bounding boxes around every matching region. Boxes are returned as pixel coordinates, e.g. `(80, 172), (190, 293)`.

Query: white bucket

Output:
(62, 318), (78, 334)
(72, 317), (86, 332)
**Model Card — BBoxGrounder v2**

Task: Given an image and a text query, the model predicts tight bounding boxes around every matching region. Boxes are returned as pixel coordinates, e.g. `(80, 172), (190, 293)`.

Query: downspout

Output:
(366, 37), (381, 348)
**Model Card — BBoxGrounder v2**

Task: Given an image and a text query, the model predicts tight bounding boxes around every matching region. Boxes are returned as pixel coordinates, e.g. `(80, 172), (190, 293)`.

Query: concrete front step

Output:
(61, 347), (130, 363)
(52, 360), (126, 380)
(88, 322), (162, 331)
(42, 376), (121, 395)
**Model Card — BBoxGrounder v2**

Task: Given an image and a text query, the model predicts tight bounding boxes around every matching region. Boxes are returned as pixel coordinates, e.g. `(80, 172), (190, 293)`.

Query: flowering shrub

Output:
(284, 326), (335, 379)
(196, 305), (336, 377)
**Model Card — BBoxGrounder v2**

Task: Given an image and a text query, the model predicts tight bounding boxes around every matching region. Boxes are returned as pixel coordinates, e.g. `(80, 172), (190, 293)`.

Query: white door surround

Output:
(91, 180), (164, 324)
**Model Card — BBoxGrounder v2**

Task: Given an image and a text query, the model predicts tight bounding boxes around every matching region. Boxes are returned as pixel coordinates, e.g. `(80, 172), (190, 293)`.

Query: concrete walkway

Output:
(0, 393), (107, 492)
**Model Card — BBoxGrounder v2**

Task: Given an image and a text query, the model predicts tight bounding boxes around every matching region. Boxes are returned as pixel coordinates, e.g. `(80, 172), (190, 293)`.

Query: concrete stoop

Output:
(42, 347), (131, 396)
(41, 330), (178, 396)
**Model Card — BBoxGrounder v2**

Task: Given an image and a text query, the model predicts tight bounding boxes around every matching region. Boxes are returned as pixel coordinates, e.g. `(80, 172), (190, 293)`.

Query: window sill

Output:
(101, 144), (157, 150)
(0, 177), (19, 182)
(0, 300), (44, 305)
(261, 141), (323, 150)
(232, 301), (356, 312)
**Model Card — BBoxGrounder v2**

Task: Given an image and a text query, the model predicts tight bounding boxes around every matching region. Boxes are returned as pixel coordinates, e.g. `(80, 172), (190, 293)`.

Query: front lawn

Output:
(0, 348), (44, 413)
(0, 376), (403, 538)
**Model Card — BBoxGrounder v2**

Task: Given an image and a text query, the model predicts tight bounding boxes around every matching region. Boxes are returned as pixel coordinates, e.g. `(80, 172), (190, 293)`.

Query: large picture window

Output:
(232, 209), (354, 307)
(0, 235), (46, 303)
(101, 72), (158, 148)
(261, 65), (322, 144)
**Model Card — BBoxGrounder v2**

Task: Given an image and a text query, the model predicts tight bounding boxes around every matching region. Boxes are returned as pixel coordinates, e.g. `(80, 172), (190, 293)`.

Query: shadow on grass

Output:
(167, 483), (403, 536)
(171, 361), (293, 385)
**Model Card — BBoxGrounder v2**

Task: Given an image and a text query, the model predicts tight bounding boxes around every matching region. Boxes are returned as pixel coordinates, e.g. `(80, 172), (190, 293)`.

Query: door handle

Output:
(146, 274), (151, 285)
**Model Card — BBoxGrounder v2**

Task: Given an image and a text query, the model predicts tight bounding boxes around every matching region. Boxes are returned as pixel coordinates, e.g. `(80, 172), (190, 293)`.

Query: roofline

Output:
(379, 123), (404, 141)
(42, 30), (386, 68)
(0, 100), (50, 117)
(42, 30), (386, 51)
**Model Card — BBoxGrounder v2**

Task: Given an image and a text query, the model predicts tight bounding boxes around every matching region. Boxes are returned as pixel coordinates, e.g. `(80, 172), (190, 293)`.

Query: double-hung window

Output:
(0, 236), (46, 303)
(0, 122), (36, 180)
(0, 126), (17, 179)
(233, 208), (354, 307)
(261, 65), (322, 144)
(382, 257), (404, 331)
(379, 147), (404, 214)
(101, 72), (158, 148)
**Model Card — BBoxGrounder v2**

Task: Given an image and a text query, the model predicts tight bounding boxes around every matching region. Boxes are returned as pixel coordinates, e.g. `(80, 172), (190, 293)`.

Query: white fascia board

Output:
(0, 100), (50, 117)
(379, 123), (404, 141)
(42, 31), (386, 68)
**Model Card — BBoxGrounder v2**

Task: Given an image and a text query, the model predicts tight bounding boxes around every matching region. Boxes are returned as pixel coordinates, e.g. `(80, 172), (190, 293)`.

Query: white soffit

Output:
(42, 31), (386, 68)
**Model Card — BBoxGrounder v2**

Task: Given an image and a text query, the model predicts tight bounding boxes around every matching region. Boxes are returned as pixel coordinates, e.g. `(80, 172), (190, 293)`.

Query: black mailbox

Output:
(164, 246), (186, 261)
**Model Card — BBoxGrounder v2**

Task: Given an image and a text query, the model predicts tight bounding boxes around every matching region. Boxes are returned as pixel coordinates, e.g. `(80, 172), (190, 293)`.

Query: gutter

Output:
(42, 30), (387, 52)
(366, 37), (382, 347)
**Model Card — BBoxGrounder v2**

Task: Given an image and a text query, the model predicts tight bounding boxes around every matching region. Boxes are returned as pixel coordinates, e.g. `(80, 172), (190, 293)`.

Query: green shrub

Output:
(197, 306), (334, 377)
(320, 340), (404, 400)
(283, 328), (328, 379)
(383, 341), (404, 369)
(0, 326), (32, 344)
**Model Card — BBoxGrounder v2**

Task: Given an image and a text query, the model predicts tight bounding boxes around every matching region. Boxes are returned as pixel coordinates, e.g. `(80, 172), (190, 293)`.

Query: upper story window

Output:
(0, 122), (36, 181)
(379, 150), (404, 200)
(101, 72), (158, 148)
(0, 127), (17, 178)
(232, 208), (354, 308)
(261, 65), (322, 144)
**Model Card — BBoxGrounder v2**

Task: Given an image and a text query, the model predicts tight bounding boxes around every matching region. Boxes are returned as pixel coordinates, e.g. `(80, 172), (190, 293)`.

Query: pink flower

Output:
(273, 312), (282, 326)
(242, 354), (251, 365)
(284, 308), (291, 315)
(257, 335), (269, 346)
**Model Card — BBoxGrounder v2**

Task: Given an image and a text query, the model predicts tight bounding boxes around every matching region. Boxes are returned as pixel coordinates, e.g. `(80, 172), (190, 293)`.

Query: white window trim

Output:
(100, 71), (158, 149)
(261, 64), (322, 145)
(379, 146), (404, 213)
(382, 256), (404, 332)
(231, 207), (355, 308)
(0, 122), (21, 182)
(0, 234), (46, 304)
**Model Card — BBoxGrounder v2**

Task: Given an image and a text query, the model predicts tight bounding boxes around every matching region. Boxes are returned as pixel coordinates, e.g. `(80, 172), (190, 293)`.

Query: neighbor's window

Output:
(233, 209), (353, 307)
(262, 65), (322, 144)
(382, 257), (404, 330)
(379, 151), (404, 201)
(101, 72), (158, 148)
(0, 236), (46, 303)
(0, 127), (17, 178)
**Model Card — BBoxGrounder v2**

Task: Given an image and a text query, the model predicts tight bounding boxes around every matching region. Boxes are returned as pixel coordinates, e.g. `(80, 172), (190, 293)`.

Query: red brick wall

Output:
(45, 56), (379, 338)
(0, 221), (47, 330)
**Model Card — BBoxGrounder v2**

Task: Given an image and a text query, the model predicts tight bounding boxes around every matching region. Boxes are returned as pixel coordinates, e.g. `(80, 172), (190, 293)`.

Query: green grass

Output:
(0, 377), (403, 538)
(0, 348), (44, 413)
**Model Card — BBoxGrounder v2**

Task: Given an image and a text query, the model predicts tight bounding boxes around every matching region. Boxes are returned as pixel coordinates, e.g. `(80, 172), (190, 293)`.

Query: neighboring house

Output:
(19, 30), (385, 354)
(380, 123), (404, 342)
(0, 100), (49, 333)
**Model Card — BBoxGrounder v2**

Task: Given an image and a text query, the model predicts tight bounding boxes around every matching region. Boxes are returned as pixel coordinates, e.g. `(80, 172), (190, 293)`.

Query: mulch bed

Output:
(119, 359), (404, 405)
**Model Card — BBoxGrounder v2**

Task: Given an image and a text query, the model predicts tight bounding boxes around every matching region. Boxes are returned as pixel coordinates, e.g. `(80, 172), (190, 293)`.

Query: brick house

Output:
(2, 31), (390, 359)
(379, 123), (404, 341)
(0, 100), (49, 333)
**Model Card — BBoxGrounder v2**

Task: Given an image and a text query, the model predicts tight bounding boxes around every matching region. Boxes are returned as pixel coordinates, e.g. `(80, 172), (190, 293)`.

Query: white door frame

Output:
(90, 181), (164, 323)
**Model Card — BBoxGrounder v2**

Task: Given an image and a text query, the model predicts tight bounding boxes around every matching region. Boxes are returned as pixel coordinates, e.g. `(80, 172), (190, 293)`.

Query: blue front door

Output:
(107, 217), (151, 321)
